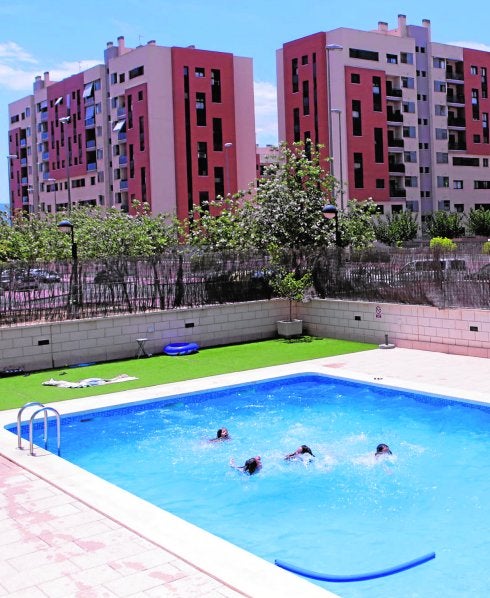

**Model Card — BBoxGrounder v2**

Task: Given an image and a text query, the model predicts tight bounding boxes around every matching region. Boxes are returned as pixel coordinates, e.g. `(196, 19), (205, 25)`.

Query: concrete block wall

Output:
(0, 298), (488, 373)
(0, 300), (287, 373)
(301, 299), (490, 358)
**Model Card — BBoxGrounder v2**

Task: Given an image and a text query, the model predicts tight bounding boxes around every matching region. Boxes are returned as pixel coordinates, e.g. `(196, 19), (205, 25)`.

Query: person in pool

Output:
(285, 445), (315, 461)
(230, 456), (262, 475)
(375, 443), (392, 457)
(209, 427), (230, 442)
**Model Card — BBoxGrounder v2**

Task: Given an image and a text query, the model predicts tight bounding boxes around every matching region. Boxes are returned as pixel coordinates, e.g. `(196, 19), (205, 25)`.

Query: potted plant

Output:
(271, 270), (312, 338)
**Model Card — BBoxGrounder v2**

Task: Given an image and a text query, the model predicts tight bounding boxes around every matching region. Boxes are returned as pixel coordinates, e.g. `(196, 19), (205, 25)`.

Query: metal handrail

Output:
(28, 407), (61, 456)
(17, 402), (45, 449)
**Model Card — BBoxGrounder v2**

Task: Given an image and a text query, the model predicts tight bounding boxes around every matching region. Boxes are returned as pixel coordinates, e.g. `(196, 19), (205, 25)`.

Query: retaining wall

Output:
(0, 299), (488, 373)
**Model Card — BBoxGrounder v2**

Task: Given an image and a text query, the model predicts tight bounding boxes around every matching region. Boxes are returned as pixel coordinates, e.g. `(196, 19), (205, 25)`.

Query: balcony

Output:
(386, 86), (403, 98)
(42, 151), (50, 160)
(448, 116), (466, 128)
(40, 111), (48, 122)
(387, 138), (404, 148)
(446, 70), (464, 82)
(388, 163), (406, 174)
(387, 110), (403, 123)
(87, 162), (97, 171)
(86, 139), (96, 149)
(120, 179), (128, 190)
(20, 158), (27, 166)
(117, 106), (126, 118)
(389, 188), (407, 198)
(448, 142), (467, 151)
(119, 155), (128, 166)
(118, 132), (127, 141)
(447, 94), (465, 105)
(41, 132), (49, 141)
(20, 138), (27, 147)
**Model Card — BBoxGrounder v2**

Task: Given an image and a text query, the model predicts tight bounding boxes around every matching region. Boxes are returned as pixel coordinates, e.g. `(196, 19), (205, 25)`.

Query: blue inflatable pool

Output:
(163, 342), (199, 356)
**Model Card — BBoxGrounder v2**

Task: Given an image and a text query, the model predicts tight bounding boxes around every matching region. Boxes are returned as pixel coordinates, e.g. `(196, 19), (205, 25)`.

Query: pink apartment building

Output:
(277, 14), (490, 225)
(7, 37), (256, 220)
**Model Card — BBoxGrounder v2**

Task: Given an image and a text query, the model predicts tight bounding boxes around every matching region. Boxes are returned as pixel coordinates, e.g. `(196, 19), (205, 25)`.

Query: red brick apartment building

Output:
(8, 37), (256, 219)
(277, 14), (490, 224)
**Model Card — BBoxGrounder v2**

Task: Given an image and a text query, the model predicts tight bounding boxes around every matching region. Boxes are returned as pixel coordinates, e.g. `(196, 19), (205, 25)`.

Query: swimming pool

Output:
(9, 371), (490, 598)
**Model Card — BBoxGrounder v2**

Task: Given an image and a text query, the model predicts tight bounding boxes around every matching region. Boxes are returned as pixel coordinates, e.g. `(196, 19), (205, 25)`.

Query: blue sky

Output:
(2, 0), (490, 205)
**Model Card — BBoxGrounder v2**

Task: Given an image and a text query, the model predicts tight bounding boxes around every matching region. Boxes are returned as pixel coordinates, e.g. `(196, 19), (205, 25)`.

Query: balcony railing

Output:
(389, 189), (407, 198)
(446, 71), (464, 81)
(87, 162), (97, 171)
(447, 94), (465, 104)
(448, 117), (466, 127)
(387, 111), (403, 123)
(448, 142), (467, 151)
(386, 87), (403, 98)
(388, 163), (406, 173)
(387, 138), (404, 148)
(119, 155), (128, 165)
(86, 139), (96, 149)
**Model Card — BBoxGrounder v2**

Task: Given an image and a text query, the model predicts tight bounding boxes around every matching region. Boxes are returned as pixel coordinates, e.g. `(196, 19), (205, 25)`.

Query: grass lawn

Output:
(0, 337), (376, 411)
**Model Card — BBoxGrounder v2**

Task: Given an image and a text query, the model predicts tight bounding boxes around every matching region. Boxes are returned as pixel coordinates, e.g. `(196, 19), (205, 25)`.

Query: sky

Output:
(2, 0), (490, 205)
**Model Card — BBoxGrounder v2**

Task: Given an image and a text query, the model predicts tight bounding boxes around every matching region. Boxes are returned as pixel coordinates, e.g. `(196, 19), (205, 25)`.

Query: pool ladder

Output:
(17, 402), (61, 456)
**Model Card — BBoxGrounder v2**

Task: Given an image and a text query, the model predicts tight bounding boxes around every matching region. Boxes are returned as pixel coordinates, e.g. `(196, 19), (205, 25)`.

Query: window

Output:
(400, 52), (413, 64)
(484, 158), (489, 167)
(83, 82), (94, 99)
(110, 73), (117, 84)
(372, 76), (382, 111)
(212, 118), (222, 151)
(403, 101), (415, 113)
(452, 157), (479, 166)
(138, 91), (143, 101)
(474, 134), (481, 143)
(211, 69), (221, 102)
(453, 180), (463, 189)
(195, 67), (205, 77)
(376, 179), (385, 188)
(474, 181), (490, 189)
(199, 191), (209, 208)
(197, 142), (208, 176)
(401, 77), (414, 89)
(302, 80), (310, 115)
(374, 128), (383, 162)
(403, 126), (416, 138)
(139, 116), (145, 151)
(353, 153), (364, 188)
(293, 108), (300, 142)
(386, 53), (398, 64)
(351, 73), (360, 84)
(472, 89), (479, 119)
(470, 65), (478, 75)
(435, 104), (446, 116)
(119, 73), (125, 83)
(349, 48), (379, 61)
(404, 151), (417, 163)
(436, 152), (448, 164)
(292, 58), (298, 93)
(454, 203), (464, 213)
(437, 176), (449, 188)
(433, 57), (445, 69)
(196, 92), (206, 126)
(404, 176), (418, 188)
(434, 81), (446, 93)
(129, 65), (144, 79)
(435, 128), (448, 140)
(352, 100), (362, 136)
(301, 55), (308, 65)
(214, 166), (224, 197)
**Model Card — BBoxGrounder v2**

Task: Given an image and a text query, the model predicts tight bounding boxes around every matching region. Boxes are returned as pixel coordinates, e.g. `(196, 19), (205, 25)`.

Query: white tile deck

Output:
(1, 347), (489, 597)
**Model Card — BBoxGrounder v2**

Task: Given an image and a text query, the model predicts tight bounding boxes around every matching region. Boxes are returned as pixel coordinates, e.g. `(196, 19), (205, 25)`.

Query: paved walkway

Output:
(1, 347), (489, 597)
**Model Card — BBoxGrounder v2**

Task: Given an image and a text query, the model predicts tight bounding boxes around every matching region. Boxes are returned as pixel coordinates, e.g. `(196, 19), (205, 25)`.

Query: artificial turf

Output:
(0, 336), (376, 410)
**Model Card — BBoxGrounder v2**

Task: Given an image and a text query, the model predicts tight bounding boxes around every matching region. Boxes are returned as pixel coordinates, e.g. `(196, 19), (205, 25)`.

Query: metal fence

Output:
(0, 247), (488, 327)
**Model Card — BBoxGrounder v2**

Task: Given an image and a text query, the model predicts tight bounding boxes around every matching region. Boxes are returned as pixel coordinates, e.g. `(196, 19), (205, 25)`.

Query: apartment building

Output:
(7, 37), (256, 220)
(277, 14), (490, 224)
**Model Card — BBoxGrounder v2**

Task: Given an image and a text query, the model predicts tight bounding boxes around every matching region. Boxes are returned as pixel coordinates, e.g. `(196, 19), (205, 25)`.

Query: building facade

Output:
(7, 37), (256, 220)
(277, 14), (490, 224)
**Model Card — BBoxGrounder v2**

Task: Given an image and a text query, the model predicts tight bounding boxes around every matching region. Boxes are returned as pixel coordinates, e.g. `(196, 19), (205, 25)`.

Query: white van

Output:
(397, 258), (467, 282)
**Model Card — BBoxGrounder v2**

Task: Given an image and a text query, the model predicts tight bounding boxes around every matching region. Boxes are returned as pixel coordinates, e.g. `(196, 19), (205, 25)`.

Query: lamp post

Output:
(224, 142), (233, 197)
(57, 219), (79, 316)
(7, 154), (18, 220)
(59, 116), (72, 214)
(331, 108), (345, 210)
(47, 178), (57, 211)
(322, 204), (341, 246)
(326, 44), (343, 184)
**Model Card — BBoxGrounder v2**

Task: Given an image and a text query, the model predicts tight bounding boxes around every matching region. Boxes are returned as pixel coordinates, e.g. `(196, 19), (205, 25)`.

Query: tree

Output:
(340, 199), (378, 250)
(467, 207), (490, 237)
(270, 270), (312, 322)
(373, 211), (419, 246)
(243, 141), (336, 250)
(425, 211), (465, 239)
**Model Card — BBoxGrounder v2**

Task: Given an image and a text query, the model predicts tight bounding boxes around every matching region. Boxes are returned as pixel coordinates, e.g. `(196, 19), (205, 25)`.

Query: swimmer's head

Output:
(375, 443), (392, 456)
(217, 428), (229, 439)
(244, 456), (261, 475)
(300, 445), (315, 457)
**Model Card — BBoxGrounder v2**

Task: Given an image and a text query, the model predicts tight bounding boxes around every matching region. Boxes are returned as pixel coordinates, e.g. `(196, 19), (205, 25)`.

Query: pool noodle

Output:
(275, 551), (435, 582)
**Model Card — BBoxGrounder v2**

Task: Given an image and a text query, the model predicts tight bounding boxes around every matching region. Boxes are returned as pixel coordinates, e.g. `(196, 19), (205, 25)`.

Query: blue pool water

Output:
(10, 373), (490, 597)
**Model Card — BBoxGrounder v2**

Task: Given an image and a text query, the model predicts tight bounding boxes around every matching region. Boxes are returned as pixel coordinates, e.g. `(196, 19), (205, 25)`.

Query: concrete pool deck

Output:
(1, 347), (489, 597)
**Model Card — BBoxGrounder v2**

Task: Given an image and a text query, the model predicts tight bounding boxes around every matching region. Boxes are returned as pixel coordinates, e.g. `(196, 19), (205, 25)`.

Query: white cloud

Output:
(254, 80), (278, 146)
(0, 41), (38, 64)
(449, 41), (490, 52)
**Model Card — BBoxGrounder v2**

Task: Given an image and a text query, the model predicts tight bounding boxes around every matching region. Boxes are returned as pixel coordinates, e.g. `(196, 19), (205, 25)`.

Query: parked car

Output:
(30, 269), (61, 283)
(94, 269), (124, 284)
(467, 263), (490, 281)
(394, 258), (467, 283)
(0, 270), (39, 291)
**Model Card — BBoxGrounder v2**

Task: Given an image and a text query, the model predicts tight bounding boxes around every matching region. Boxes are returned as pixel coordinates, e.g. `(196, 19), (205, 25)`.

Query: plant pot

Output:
(277, 319), (303, 338)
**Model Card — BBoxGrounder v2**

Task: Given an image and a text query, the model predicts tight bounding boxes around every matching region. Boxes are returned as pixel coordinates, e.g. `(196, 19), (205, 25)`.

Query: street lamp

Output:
(224, 142), (233, 197)
(57, 219), (79, 316)
(7, 154), (18, 220)
(322, 204), (341, 247)
(326, 44), (343, 183)
(331, 108), (345, 210)
(59, 116), (72, 214)
(47, 178), (57, 211)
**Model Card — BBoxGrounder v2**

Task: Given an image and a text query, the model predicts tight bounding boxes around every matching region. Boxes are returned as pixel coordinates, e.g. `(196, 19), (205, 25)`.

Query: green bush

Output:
(482, 241), (490, 255)
(429, 237), (457, 251)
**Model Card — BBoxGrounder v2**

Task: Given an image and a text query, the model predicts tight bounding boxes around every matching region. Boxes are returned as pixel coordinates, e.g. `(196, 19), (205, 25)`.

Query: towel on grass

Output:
(42, 374), (137, 388)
